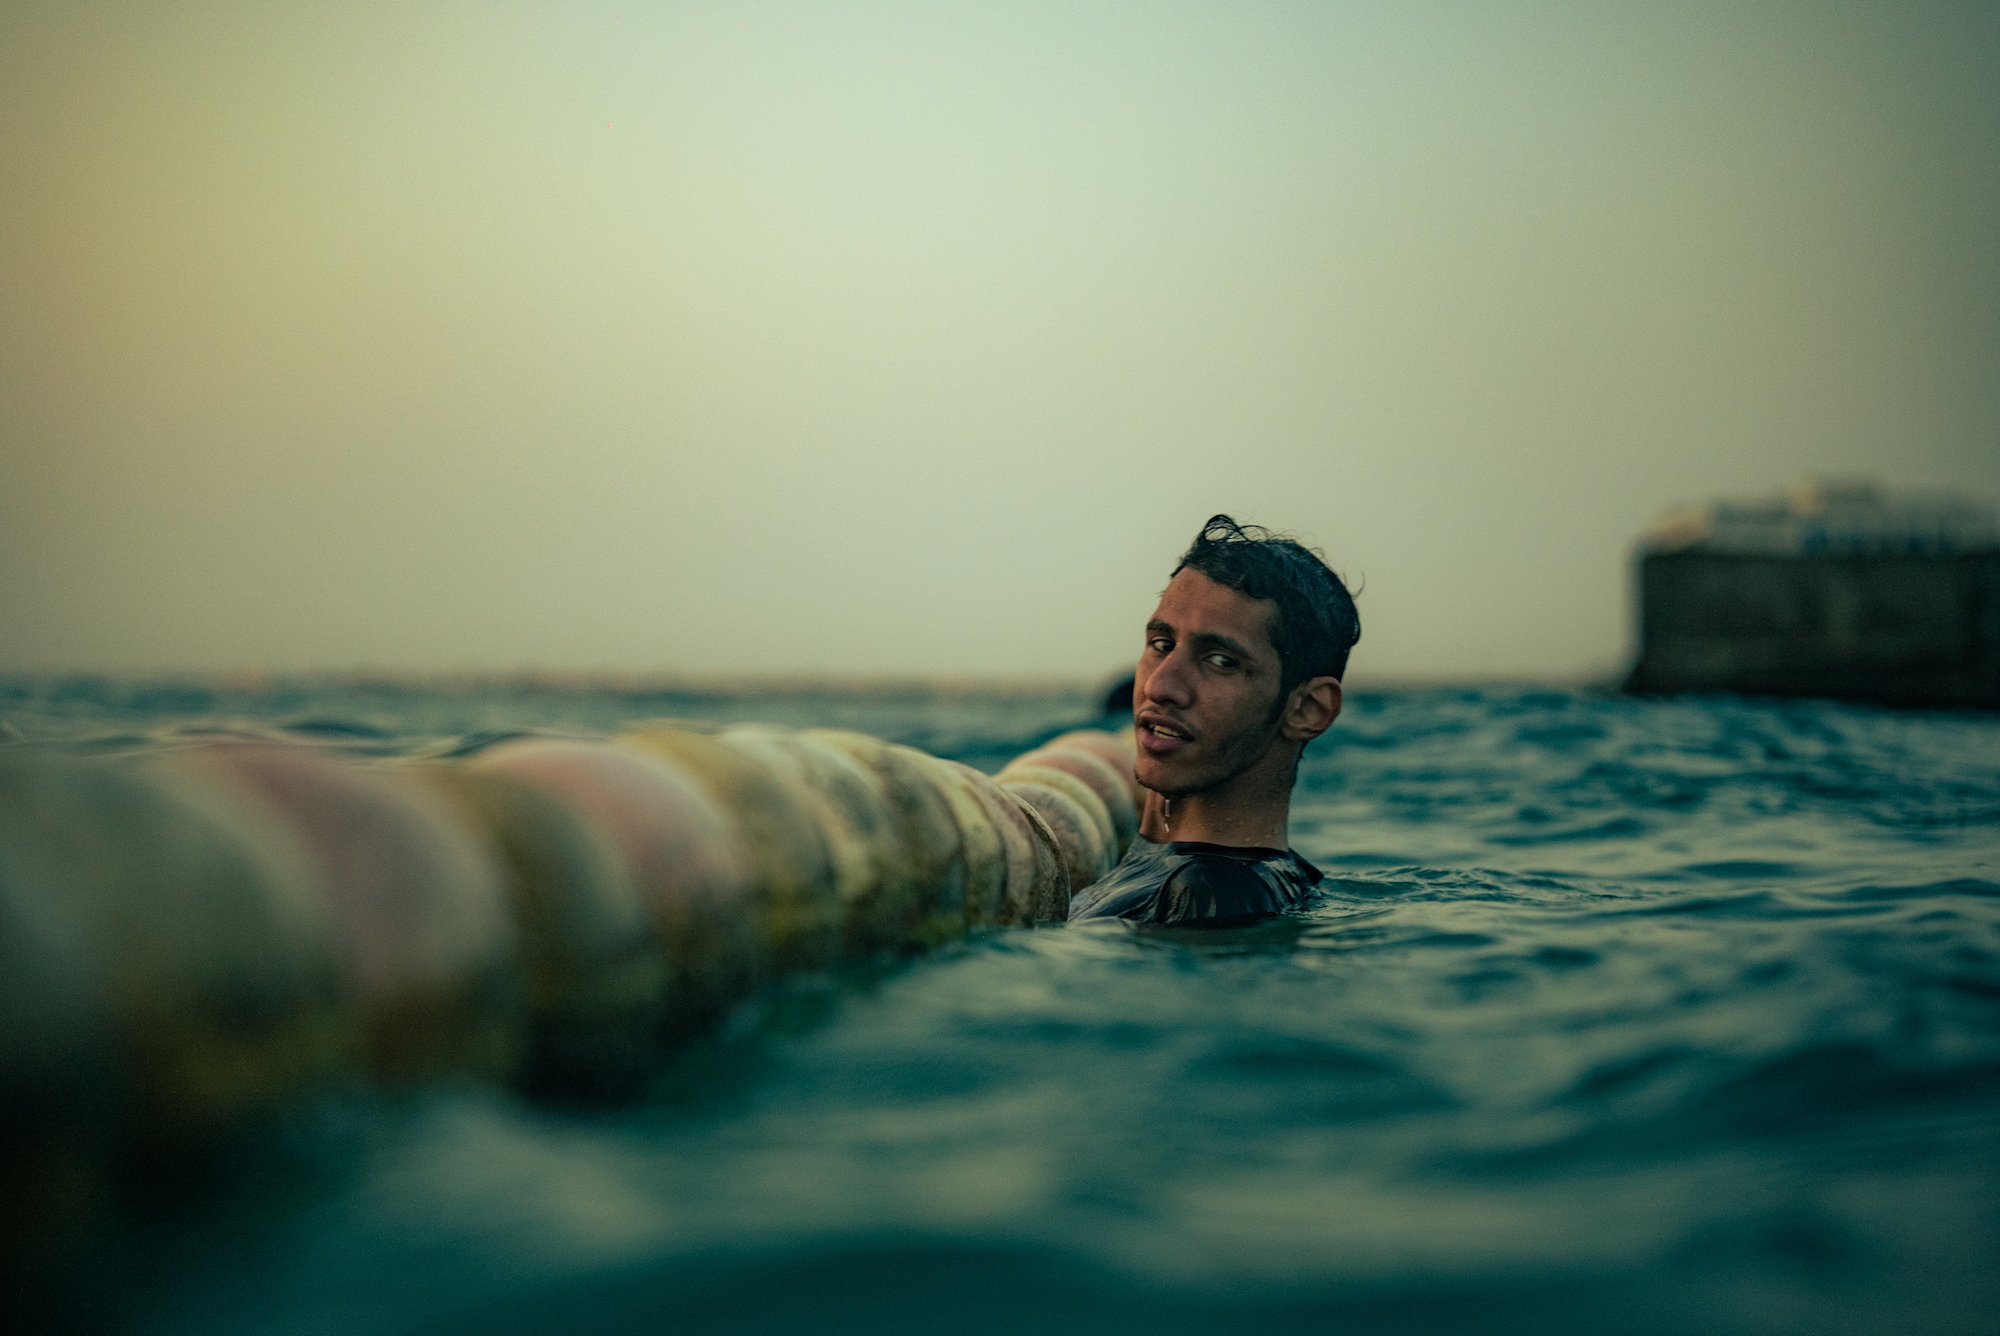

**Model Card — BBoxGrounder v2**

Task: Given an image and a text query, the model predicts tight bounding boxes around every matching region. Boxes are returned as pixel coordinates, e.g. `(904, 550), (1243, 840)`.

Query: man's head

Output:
(1133, 516), (1359, 803)
(1175, 515), (1361, 702)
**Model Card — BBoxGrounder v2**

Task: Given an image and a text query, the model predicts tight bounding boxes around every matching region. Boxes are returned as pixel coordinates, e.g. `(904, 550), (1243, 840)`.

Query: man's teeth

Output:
(1151, 723), (1188, 739)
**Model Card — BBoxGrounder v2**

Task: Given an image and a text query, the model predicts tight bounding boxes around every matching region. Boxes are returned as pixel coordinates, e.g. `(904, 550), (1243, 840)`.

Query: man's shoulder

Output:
(1069, 839), (1321, 924)
(1065, 838), (1173, 920)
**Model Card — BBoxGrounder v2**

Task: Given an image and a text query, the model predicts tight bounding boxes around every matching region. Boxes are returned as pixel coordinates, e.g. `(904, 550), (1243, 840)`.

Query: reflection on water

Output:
(6, 677), (1999, 1334)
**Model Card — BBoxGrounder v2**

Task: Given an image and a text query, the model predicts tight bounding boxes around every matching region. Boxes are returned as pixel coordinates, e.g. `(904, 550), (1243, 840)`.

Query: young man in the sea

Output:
(1069, 515), (1359, 927)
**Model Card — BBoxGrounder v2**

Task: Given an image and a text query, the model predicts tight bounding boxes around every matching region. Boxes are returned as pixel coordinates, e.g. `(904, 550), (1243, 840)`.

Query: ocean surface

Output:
(7, 675), (2000, 1335)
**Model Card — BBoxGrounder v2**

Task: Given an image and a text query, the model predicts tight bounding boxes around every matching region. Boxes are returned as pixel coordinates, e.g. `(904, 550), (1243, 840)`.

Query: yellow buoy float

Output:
(172, 743), (518, 1086)
(1005, 746), (1138, 856)
(620, 727), (844, 976)
(0, 719), (1140, 1263)
(0, 751), (349, 1154)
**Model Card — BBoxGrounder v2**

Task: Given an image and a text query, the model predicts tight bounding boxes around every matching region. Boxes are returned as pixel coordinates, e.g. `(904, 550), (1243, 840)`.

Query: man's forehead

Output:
(1151, 567), (1277, 650)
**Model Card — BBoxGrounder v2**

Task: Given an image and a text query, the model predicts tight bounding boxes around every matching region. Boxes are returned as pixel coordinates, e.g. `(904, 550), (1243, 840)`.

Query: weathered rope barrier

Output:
(0, 722), (1138, 1270)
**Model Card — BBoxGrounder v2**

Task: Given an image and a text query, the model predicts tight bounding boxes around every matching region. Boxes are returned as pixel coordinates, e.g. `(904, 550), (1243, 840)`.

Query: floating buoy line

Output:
(0, 721), (1139, 1273)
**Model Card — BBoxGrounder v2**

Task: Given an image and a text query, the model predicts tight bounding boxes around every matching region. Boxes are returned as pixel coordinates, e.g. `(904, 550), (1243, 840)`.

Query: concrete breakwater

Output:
(1624, 480), (2000, 708)
(0, 722), (1139, 1273)
(1625, 549), (2000, 708)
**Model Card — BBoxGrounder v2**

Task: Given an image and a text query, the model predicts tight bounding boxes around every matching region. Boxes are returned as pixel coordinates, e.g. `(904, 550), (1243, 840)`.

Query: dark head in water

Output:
(1133, 515), (1358, 849)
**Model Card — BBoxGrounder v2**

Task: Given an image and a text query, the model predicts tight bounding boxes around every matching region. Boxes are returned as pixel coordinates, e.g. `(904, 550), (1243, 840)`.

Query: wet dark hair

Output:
(1173, 514), (1361, 704)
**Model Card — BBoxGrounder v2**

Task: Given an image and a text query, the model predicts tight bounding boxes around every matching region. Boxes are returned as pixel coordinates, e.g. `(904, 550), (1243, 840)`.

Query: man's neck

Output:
(1138, 775), (1292, 849)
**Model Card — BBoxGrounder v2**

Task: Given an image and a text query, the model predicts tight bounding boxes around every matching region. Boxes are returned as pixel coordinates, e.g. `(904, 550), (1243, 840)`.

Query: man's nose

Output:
(1143, 649), (1195, 706)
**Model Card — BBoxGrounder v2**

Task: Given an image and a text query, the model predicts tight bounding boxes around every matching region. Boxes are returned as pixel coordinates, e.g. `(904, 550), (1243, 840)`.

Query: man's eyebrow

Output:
(1146, 618), (1175, 636)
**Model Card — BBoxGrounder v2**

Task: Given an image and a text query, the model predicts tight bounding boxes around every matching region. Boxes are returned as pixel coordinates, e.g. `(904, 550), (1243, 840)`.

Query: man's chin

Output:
(1134, 756), (1205, 800)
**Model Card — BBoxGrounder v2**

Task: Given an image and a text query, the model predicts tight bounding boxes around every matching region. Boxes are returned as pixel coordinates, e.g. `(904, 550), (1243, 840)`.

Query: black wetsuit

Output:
(1068, 837), (1323, 927)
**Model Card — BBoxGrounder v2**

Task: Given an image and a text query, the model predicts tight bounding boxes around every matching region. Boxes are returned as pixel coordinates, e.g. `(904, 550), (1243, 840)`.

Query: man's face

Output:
(1133, 566), (1288, 799)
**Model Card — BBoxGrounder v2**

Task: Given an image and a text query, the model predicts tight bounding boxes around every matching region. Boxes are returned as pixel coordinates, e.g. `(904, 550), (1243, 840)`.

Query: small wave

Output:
(1488, 816), (1648, 846)
(1821, 877), (2000, 902)
(277, 716), (394, 739)
(1675, 860), (1803, 880)
(1607, 891), (1851, 920)
(1561, 1046), (1700, 1104)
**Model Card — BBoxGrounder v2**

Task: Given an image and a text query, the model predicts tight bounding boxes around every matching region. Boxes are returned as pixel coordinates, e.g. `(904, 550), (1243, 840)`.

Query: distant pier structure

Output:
(1624, 479), (2000, 709)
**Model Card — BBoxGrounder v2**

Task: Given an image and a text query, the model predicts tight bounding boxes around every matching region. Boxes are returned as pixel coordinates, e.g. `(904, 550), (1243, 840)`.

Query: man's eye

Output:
(1204, 653), (1236, 670)
(1147, 638), (1172, 654)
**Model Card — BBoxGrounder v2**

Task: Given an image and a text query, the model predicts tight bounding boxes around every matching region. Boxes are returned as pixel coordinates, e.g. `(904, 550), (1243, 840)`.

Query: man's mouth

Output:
(1138, 713), (1194, 752)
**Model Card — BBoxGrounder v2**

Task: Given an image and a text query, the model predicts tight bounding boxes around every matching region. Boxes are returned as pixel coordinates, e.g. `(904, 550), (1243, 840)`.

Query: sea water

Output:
(6, 676), (1998, 1335)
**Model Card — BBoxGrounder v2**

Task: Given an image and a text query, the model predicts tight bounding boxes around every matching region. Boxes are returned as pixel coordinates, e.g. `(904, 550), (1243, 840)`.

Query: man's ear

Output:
(1281, 676), (1342, 743)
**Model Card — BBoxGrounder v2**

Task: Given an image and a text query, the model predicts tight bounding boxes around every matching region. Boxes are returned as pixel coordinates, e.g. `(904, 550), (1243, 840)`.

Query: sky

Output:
(3, 0), (1996, 682)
